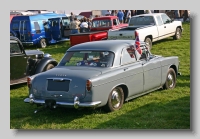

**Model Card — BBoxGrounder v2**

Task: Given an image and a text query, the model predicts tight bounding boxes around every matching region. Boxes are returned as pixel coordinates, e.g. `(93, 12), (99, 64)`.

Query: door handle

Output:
(164, 26), (166, 28)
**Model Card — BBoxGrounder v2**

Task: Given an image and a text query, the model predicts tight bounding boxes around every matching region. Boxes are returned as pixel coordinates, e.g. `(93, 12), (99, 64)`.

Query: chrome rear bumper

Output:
(24, 96), (101, 109)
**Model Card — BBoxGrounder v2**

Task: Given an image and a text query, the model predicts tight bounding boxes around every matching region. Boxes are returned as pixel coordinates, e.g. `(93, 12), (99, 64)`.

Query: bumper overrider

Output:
(24, 94), (101, 109)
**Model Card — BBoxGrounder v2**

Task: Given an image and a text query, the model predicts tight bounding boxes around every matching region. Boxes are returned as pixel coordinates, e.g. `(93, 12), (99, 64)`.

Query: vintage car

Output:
(10, 36), (58, 85)
(24, 40), (180, 113)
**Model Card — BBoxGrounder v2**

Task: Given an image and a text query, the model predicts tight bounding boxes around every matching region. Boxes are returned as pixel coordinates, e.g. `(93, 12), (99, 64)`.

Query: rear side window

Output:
(12, 22), (19, 31)
(156, 15), (163, 26)
(121, 46), (136, 65)
(10, 41), (22, 54)
(34, 22), (41, 34)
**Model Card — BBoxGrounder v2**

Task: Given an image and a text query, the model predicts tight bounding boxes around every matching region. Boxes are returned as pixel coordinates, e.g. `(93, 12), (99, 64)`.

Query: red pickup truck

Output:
(70, 16), (128, 46)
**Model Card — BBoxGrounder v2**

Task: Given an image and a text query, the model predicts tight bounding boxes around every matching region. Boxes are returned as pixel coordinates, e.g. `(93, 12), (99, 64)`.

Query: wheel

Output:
(163, 68), (177, 89)
(144, 37), (152, 50)
(43, 63), (55, 72)
(104, 87), (124, 112)
(39, 39), (47, 48)
(173, 27), (182, 40)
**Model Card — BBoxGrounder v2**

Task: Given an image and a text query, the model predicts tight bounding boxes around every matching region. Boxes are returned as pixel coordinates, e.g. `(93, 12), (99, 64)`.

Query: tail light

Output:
(86, 80), (92, 92)
(27, 76), (32, 88)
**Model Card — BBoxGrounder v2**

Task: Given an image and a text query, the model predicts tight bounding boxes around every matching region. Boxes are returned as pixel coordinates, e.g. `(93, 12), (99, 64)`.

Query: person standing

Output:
(70, 12), (75, 22)
(117, 10), (124, 23)
(105, 10), (111, 16)
(80, 18), (89, 33)
(123, 10), (127, 23)
(126, 10), (131, 23)
(131, 10), (135, 16)
(87, 18), (92, 31)
(69, 17), (80, 34)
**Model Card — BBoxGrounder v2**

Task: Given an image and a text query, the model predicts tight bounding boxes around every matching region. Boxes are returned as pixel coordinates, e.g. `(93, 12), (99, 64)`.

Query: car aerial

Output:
(24, 39), (181, 113)
(10, 36), (58, 85)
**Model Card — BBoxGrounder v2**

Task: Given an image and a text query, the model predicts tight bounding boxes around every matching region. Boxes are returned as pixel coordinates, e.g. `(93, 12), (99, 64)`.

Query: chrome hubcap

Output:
(176, 30), (180, 39)
(167, 73), (174, 88)
(111, 90), (121, 108)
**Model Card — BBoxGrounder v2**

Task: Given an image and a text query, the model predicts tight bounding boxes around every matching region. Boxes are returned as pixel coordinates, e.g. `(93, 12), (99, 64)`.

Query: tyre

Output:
(39, 39), (47, 48)
(173, 27), (182, 40)
(43, 63), (55, 72)
(144, 37), (152, 50)
(163, 68), (177, 89)
(104, 87), (124, 112)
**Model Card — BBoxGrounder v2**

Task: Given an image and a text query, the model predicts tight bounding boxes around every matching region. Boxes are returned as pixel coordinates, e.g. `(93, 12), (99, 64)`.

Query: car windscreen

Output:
(129, 16), (155, 26)
(58, 51), (114, 67)
(92, 20), (112, 28)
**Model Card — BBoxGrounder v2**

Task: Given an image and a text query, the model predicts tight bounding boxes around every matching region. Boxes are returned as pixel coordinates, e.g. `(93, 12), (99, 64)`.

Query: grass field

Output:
(10, 22), (190, 129)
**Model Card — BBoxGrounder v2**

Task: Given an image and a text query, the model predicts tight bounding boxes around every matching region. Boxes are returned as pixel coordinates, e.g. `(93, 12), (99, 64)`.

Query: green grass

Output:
(10, 22), (190, 129)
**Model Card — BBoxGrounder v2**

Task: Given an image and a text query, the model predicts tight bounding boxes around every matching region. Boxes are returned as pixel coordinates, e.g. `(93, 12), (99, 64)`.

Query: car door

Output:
(121, 46), (144, 96)
(10, 39), (28, 81)
(155, 15), (166, 41)
(160, 14), (176, 38)
(19, 20), (29, 42)
(48, 18), (62, 40)
(140, 49), (162, 92)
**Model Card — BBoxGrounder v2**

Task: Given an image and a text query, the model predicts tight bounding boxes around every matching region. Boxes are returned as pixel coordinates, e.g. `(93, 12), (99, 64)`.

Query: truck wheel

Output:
(43, 63), (55, 72)
(104, 87), (124, 112)
(39, 39), (47, 48)
(173, 27), (182, 40)
(145, 37), (152, 50)
(163, 68), (176, 89)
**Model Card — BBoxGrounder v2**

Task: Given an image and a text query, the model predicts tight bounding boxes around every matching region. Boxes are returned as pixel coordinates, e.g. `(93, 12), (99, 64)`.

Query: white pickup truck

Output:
(107, 13), (183, 50)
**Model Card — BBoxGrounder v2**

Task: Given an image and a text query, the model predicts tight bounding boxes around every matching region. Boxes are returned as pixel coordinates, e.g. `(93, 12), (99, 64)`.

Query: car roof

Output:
(132, 13), (165, 18)
(67, 40), (143, 53)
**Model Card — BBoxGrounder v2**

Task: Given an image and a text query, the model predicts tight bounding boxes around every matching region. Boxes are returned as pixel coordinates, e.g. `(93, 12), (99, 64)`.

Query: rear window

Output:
(12, 22), (19, 30)
(59, 51), (115, 68)
(129, 16), (155, 26)
(10, 41), (22, 54)
(92, 20), (112, 28)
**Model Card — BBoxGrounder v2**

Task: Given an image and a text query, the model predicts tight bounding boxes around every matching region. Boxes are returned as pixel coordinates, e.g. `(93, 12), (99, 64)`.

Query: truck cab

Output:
(70, 16), (128, 46)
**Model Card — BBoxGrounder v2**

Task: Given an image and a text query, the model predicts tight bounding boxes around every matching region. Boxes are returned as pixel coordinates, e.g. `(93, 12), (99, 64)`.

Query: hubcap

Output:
(111, 90), (121, 108)
(176, 30), (181, 39)
(167, 73), (174, 88)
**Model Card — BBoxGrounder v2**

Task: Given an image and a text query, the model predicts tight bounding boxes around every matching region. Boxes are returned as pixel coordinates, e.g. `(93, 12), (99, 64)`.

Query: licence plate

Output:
(47, 79), (70, 92)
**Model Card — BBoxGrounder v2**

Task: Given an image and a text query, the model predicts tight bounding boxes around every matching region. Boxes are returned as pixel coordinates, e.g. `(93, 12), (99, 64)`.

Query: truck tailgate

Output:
(107, 30), (135, 40)
(70, 35), (90, 46)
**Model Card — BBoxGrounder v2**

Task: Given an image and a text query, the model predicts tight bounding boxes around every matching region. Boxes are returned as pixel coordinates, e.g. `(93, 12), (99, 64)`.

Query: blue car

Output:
(10, 13), (70, 48)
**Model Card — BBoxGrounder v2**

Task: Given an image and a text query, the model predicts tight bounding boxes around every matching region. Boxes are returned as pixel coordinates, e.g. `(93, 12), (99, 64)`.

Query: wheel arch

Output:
(169, 64), (178, 77)
(144, 35), (153, 42)
(117, 84), (129, 102)
(34, 57), (58, 74)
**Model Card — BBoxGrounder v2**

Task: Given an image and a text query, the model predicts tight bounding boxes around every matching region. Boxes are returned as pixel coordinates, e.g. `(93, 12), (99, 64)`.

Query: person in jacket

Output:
(80, 18), (89, 33)
(69, 17), (80, 34)
(117, 10), (124, 23)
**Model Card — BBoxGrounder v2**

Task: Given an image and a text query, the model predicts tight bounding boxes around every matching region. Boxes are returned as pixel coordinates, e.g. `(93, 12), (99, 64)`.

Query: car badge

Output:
(74, 85), (78, 88)
(56, 74), (67, 76)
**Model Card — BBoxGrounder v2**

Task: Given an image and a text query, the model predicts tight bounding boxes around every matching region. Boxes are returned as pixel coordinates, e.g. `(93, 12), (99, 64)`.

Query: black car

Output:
(10, 36), (58, 85)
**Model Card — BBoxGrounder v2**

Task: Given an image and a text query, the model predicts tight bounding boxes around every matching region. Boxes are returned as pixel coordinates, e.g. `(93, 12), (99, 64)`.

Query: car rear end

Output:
(24, 67), (102, 109)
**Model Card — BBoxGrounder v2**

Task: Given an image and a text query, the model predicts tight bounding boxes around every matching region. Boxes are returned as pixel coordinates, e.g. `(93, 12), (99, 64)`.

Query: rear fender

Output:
(35, 57), (58, 74)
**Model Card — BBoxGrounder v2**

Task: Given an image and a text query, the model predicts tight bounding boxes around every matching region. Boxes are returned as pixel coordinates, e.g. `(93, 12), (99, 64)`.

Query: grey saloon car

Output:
(24, 40), (180, 113)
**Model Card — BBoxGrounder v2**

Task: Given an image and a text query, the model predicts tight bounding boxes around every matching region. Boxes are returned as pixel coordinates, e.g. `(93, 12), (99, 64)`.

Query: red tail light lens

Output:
(27, 77), (32, 88)
(86, 80), (92, 92)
